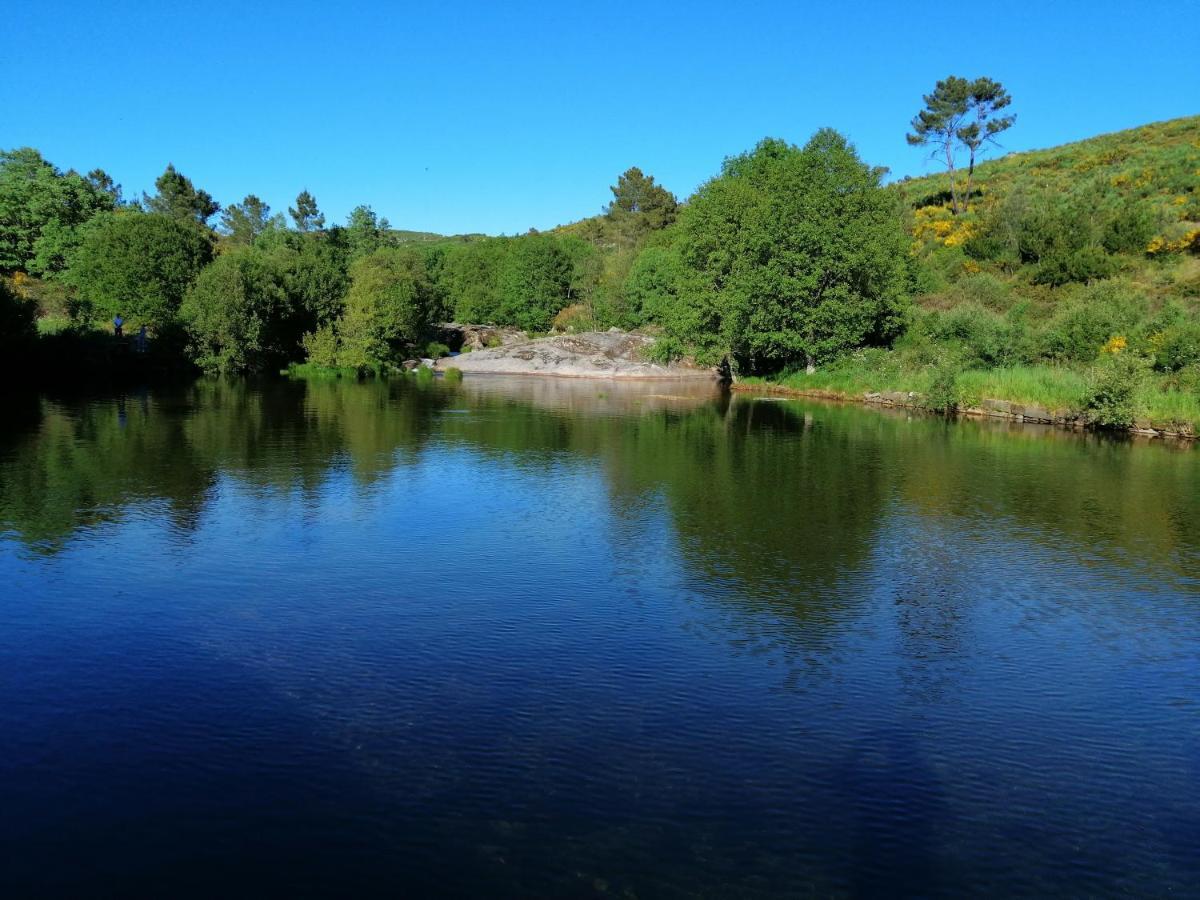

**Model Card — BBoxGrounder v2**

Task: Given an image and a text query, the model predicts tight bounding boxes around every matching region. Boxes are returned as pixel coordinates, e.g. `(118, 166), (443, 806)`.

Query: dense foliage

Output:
(659, 131), (908, 372)
(1, 103), (1198, 430)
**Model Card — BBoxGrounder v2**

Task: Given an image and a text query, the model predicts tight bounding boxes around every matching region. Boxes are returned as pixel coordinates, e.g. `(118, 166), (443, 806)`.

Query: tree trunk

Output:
(946, 136), (959, 215)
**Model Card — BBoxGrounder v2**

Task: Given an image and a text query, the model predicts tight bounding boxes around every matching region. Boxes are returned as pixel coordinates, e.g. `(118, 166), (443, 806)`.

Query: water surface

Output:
(1, 377), (1197, 897)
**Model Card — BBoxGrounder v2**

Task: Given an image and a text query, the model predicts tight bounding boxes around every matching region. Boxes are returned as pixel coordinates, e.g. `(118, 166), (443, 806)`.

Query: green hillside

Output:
(752, 115), (1200, 431)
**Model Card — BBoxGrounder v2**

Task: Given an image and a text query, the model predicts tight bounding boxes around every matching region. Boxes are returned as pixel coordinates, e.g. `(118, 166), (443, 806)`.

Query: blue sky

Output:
(3, 1), (1196, 235)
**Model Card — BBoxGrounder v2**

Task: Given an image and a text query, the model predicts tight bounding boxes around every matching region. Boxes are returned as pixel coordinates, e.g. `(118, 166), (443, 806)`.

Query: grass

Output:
(956, 366), (1089, 410)
(745, 354), (1200, 434)
(284, 362), (363, 379)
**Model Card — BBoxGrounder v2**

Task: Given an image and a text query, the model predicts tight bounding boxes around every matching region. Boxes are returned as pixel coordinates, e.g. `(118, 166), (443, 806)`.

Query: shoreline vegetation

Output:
(2, 90), (1198, 440)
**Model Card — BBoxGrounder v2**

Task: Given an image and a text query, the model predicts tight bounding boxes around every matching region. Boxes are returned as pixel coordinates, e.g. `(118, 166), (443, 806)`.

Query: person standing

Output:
(136, 324), (148, 353)
(113, 314), (124, 338)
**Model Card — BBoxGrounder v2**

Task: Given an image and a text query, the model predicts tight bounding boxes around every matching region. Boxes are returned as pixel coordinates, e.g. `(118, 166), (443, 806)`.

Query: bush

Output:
(1080, 352), (1149, 428)
(425, 341), (451, 358)
(550, 303), (595, 333)
(922, 355), (972, 413)
(443, 366), (463, 382)
(1038, 282), (1147, 362)
(0, 278), (37, 360)
(919, 302), (1028, 367)
(1151, 321), (1200, 371)
(302, 324), (341, 367)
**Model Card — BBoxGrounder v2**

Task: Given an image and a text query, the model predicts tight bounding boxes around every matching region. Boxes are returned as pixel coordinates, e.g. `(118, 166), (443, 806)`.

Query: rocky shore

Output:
(433, 330), (720, 380)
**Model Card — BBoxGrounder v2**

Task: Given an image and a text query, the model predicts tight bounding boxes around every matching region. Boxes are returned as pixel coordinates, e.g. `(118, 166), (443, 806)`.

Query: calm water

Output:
(1, 377), (1198, 898)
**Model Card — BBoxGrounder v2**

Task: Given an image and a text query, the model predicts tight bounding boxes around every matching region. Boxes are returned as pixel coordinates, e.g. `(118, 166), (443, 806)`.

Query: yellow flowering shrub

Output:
(1147, 228), (1200, 255)
(1102, 335), (1127, 354)
(911, 205), (976, 247)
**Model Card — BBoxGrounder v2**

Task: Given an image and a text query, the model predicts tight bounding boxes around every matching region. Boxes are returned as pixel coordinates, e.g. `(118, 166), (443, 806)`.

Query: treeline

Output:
(1, 135), (915, 378)
(3, 101), (1199, 414)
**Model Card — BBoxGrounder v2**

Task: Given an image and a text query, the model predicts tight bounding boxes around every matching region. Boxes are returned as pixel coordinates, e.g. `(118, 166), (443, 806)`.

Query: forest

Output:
(2, 87), (1199, 430)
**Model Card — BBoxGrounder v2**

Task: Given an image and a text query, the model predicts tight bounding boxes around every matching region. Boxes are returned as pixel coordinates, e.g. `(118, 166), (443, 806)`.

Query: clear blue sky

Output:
(3, 0), (1196, 236)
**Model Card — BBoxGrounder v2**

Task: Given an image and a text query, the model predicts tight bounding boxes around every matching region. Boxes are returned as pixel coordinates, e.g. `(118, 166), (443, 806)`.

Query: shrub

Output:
(301, 324), (341, 367)
(919, 302), (1028, 367)
(1038, 282), (1147, 362)
(551, 303), (595, 333)
(922, 355), (971, 413)
(425, 341), (451, 358)
(1080, 352), (1149, 428)
(443, 366), (463, 382)
(1151, 321), (1200, 371)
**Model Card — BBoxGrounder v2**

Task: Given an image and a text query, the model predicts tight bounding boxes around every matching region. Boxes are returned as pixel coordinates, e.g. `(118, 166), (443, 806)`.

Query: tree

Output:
(957, 78), (1014, 210)
(344, 204), (390, 258)
(289, 190), (325, 232)
(0, 149), (119, 274)
(143, 164), (219, 224)
(667, 131), (908, 374)
(65, 211), (212, 327)
(219, 194), (273, 246)
(441, 239), (507, 323)
(907, 76), (1014, 214)
(336, 247), (436, 367)
(624, 245), (684, 325)
(606, 167), (678, 230)
(495, 234), (573, 331)
(180, 247), (293, 373)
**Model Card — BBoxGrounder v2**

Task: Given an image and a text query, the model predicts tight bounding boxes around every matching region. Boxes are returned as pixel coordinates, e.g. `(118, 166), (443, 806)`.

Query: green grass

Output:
(284, 362), (363, 379)
(747, 355), (1200, 434)
(1141, 387), (1200, 431)
(956, 366), (1089, 410)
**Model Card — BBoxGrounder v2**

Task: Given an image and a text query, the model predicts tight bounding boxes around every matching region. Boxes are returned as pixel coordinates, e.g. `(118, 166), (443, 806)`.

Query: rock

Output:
(402, 359), (420, 370)
(432, 331), (721, 380)
(1022, 405), (1053, 423)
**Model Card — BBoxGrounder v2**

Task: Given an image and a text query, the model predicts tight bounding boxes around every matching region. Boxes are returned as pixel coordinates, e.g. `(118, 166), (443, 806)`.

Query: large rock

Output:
(433, 331), (721, 380)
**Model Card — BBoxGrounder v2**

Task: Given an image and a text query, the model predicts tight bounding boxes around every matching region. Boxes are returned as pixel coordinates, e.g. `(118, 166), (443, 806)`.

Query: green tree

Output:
(65, 211), (212, 327)
(289, 190), (325, 232)
(180, 247), (294, 373)
(219, 194), (273, 246)
(441, 239), (508, 323)
(143, 164), (219, 224)
(336, 247), (436, 367)
(957, 78), (1015, 209)
(624, 245), (684, 325)
(0, 149), (119, 274)
(907, 76), (1015, 214)
(668, 131), (908, 373)
(607, 167), (678, 225)
(495, 234), (573, 331)
(344, 204), (391, 258)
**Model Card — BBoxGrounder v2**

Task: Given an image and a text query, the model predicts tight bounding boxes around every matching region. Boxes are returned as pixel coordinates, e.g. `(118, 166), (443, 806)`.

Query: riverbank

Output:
(735, 366), (1199, 441)
(433, 330), (721, 380)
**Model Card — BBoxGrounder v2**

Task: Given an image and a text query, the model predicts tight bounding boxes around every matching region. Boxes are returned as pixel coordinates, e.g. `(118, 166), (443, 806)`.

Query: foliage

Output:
(665, 130), (909, 373)
(65, 211), (212, 326)
(606, 167), (678, 230)
(289, 190), (325, 232)
(1081, 352), (1149, 428)
(143, 164), (219, 224)
(906, 76), (1015, 214)
(334, 247), (437, 368)
(219, 195), (274, 246)
(0, 148), (119, 274)
(494, 234), (573, 331)
(180, 247), (299, 374)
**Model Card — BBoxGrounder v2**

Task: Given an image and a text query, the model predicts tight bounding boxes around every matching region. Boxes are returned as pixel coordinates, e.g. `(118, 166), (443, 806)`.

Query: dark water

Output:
(1, 377), (1197, 898)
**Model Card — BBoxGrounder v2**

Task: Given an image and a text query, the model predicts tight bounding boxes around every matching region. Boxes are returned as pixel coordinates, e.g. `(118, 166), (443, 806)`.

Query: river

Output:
(1, 376), (1197, 897)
